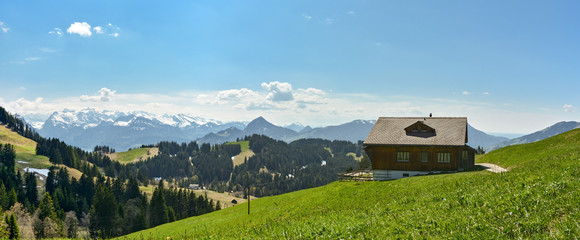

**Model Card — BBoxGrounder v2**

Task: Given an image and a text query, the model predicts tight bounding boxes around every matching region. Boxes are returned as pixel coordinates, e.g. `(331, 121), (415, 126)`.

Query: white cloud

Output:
(295, 88), (327, 105)
(302, 13), (312, 20)
(562, 104), (577, 113)
(67, 22), (92, 37)
(347, 11), (356, 15)
(483, 92), (490, 95)
(324, 18), (334, 25)
(48, 28), (63, 36)
(107, 23), (121, 37)
(0, 21), (10, 33)
(94, 26), (104, 34)
(462, 91), (471, 95)
(2, 84), (573, 134)
(217, 88), (260, 103)
(24, 57), (41, 61)
(261, 81), (294, 102)
(80, 88), (116, 102)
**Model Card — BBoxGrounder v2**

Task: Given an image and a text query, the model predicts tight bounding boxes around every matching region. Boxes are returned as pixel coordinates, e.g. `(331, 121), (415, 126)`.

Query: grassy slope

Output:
(0, 125), (83, 179)
(107, 147), (159, 164)
(120, 129), (580, 239)
(227, 141), (255, 166)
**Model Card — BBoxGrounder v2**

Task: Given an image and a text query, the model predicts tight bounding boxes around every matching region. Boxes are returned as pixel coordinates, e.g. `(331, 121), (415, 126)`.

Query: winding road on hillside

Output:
(476, 163), (509, 173)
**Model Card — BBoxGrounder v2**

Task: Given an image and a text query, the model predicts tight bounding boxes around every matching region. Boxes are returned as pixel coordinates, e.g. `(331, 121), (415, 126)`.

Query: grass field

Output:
(0, 125), (51, 169)
(119, 129), (580, 239)
(226, 141), (255, 166)
(1, 125), (85, 179)
(108, 147), (159, 164)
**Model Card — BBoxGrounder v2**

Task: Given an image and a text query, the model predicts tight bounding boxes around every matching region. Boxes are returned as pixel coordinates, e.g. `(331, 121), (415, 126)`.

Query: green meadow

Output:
(119, 129), (580, 239)
(108, 147), (158, 164)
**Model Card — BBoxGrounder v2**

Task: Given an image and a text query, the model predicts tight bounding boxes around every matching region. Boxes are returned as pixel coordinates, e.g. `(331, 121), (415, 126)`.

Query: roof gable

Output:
(405, 121), (435, 133)
(363, 117), (468, 146)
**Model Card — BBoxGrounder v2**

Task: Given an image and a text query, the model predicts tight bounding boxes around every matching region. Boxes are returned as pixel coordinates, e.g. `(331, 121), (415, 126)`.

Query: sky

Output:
(1, 0), (579, 135)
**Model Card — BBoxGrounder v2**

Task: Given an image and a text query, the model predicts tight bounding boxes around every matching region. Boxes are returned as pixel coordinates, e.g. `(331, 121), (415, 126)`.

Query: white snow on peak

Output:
(39, 109), (238, 130)
(31, 122), (45, 129)
(83, 123), (98, 129)
(114, 120), (131, 127)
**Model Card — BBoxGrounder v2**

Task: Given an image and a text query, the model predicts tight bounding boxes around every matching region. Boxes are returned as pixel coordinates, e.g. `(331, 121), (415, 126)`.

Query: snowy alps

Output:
(34, 108), (246, 151)
(24, 108), (509, 152)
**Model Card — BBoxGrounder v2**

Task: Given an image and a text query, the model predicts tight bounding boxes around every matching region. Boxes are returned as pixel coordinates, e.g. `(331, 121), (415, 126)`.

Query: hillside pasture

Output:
(108, 147), (159, 164)
(119, 129), (580, 239)
(227, 141), (255, 166)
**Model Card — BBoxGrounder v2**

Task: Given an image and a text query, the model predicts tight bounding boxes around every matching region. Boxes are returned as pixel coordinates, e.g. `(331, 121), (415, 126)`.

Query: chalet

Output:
(363, 117), (475, 180)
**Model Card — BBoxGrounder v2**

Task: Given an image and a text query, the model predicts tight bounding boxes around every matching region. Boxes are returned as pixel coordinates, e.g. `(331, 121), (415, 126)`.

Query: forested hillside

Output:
(0, 107), (218, 239)
(121, 135), (363, 197)
(0, 106), (365, 239)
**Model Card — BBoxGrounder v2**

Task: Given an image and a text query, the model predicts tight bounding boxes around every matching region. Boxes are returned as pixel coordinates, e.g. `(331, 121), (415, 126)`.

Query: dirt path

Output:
(477, 163), (509, 173)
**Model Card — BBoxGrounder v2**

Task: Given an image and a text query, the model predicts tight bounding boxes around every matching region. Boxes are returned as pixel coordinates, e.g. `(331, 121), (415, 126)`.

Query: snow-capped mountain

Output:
(32, 109), (246, 151)
(27, 109), (510, 153)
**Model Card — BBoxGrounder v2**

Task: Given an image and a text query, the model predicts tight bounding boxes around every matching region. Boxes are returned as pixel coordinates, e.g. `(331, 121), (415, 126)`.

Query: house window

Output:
(397, 152), (410, 162)
(437, 152), (451, 163)
(462, 151), (468, 160)
(421, 152), (429, 162)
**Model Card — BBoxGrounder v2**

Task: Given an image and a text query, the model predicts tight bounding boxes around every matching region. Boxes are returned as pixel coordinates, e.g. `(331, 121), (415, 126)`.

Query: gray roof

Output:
(363, 117), (468, 146)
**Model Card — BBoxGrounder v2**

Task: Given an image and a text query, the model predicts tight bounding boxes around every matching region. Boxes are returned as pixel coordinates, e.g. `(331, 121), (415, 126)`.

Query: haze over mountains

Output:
(488, 121), (580, 151)
(22, 108), (579, 153)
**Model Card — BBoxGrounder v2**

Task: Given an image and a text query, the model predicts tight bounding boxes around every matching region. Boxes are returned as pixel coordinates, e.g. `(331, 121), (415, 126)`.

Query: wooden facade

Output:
(365, 145), (475, 172)
(363, 117), (476, 180)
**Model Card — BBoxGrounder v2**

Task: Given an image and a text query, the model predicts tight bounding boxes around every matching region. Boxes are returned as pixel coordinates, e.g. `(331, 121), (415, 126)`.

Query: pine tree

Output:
(1, 144), (16, 173)
(45, 168), (56, 195)
(167, 206), (176, 222)
(37, 193), (57, 221)
(7, 213), (19, 240)
(7, 189), (17, 209)
(149, 180), (168, 227)
(90, 184), (119, 238)
(24, 173), (37, 207)
(0, 183), (7, 211)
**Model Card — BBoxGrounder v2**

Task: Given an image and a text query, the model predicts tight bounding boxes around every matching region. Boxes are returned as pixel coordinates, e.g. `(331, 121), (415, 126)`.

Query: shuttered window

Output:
(396, 152), (410, 162)
(437, 152), (451, 163)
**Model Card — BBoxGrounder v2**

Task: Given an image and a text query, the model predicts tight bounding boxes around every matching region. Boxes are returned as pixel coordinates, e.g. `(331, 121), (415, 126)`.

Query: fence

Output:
(338, 169), (373, 181)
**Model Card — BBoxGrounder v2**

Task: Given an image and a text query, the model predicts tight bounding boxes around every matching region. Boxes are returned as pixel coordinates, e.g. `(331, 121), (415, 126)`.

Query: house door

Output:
(458, 150), (467, 170)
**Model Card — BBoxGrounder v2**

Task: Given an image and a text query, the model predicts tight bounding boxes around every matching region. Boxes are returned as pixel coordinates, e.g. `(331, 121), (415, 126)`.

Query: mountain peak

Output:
(245, 117), (275, 131)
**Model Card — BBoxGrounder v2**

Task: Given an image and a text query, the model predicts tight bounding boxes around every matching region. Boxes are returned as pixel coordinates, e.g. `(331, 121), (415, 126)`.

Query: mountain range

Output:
(25, 109), (578, 153)
(487, 121), (580, 151)
(34, 109), (246, 151)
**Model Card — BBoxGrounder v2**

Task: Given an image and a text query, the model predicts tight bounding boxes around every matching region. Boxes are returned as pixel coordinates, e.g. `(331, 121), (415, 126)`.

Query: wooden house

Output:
(363, 117), (475, 180)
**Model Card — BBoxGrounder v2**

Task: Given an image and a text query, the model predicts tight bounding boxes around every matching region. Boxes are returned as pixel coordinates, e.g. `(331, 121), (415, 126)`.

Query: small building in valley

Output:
(363, 117), (475, 180)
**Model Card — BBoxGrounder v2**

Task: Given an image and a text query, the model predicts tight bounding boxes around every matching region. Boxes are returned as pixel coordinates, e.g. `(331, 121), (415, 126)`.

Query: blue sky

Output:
(1, 1), (579, 134)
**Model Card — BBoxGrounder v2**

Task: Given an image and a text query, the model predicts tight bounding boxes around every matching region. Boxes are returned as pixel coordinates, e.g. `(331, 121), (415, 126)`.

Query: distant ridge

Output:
(488, 121), (580, 151)
(196, 117), (376, 145)
(467, 124), (509, 150)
